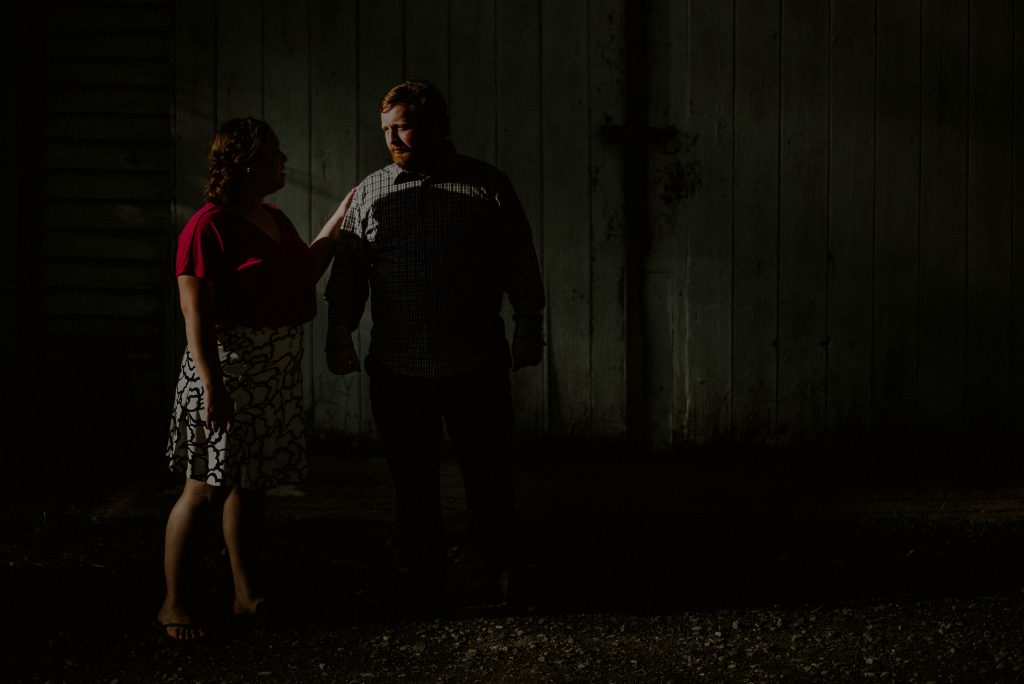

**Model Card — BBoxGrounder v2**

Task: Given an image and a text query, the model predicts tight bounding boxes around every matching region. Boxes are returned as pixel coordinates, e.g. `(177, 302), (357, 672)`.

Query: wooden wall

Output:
(13, 0), (1024, 498)
(153, 0), (1008, 451)
(168, 0), (1024, 450)
(5, 0), (1022, 465)
(9, 0), (176, 480)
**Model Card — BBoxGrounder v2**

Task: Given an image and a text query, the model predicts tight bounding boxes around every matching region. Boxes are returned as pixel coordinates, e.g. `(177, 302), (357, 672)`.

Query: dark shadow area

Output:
(4, 441), (1024, 680)
(519, 511), (1024, 614)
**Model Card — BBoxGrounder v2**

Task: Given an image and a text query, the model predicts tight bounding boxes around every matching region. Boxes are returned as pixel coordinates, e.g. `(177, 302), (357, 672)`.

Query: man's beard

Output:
(390, 148), (414, 168)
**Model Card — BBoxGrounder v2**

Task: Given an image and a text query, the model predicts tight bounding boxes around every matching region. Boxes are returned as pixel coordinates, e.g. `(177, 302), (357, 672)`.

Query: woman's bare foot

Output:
(156, 600), (204, 640)
(233, 596), (271, 616)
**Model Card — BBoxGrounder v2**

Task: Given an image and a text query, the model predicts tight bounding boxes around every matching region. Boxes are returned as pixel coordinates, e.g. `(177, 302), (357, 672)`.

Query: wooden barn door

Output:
(636, 0), (1023, 452)
(172, 0), (1023, 450)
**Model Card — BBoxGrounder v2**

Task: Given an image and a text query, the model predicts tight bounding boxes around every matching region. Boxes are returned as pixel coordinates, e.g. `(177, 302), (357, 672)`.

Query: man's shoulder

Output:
(448, 154), (516, 192)
(356, 165), (400, 189)
(452, 154), (506, 177)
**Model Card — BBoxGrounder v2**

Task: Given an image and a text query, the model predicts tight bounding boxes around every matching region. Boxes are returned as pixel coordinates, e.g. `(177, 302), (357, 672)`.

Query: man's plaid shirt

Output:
(324, 151), (545, 378)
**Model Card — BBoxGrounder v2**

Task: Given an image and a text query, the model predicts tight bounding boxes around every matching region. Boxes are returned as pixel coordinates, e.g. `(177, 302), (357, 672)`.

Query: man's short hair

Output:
(381, 80), (449, 137)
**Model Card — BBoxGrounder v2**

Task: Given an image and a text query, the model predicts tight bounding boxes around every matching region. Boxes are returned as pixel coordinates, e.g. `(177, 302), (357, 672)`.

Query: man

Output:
(324, 81), (545, 610)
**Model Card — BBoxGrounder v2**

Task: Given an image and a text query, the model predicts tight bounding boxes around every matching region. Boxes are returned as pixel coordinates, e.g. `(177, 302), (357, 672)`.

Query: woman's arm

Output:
(308, 187), (356, 279)
(177, 274), (233, 432)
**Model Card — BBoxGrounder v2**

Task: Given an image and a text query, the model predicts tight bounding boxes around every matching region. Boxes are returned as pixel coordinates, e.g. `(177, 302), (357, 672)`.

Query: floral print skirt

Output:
(166, 325), (308, 491)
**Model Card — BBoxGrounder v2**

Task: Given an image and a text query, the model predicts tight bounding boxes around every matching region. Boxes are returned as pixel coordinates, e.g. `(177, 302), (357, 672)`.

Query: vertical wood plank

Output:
(873, 0), (920, 438)
(542, 0), (591, 437)
(733, 0), (780, 444)
(827, 0), (875, 441)
(174, 0), (216, 220)
(450, 0), (495, 162)
(310, 0), (362, 439)
(358, 0), (404, 433)
(641, 0), (684, 450)
(677, 0), (733, 444)
(496, 0), (546, 437)
(216, 0), (263, 120)
(358, 0), (404, 180)
(264, 0), (311, 231)
(7, 6), (41, 433)
(589, 0), (627, 439)
(661, 0), (693, 449)
(3, 11), (25, 367)
(174, 0), (217, 381)
(1014, 4), (1024, 435)
(778, 0), (830, 443)
(643, 271), (675, 449)
(918, 0), (967, 442)
(264, 0), (313, 425)
(404, 0), (449, 92)
(968, 0), (1014, 437)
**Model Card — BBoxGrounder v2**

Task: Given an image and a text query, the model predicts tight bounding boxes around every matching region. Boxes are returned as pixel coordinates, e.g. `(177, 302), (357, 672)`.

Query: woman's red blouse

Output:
(176, 203), (316, 327)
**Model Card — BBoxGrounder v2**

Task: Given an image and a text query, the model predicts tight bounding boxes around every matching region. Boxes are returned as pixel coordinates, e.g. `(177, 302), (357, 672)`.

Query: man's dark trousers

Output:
(367, 356), (516, 591)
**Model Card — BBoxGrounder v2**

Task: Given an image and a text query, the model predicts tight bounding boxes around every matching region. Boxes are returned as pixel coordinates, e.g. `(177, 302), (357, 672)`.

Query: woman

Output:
(156, 118), (353, 640)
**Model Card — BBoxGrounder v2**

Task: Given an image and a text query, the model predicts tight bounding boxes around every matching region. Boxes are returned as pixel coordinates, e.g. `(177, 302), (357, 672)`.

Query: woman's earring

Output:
(244, 167), (252, 173)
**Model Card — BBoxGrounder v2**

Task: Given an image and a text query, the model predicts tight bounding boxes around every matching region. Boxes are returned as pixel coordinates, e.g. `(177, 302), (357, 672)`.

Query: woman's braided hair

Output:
(202, 117), (272, 206)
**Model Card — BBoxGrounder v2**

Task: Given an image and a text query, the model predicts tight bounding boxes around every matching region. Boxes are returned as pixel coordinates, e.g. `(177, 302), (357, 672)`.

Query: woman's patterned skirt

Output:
(166, 325), (309, 491)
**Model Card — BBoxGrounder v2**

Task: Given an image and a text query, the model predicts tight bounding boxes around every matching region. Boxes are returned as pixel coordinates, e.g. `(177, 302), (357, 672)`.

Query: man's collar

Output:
(385, 163), (409, 182)
(387, 142), (458, 184)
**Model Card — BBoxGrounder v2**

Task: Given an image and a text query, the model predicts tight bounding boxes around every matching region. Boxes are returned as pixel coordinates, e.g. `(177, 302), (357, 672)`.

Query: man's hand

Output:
(511, 339), (544, 370)
(327, 346), (361, 375)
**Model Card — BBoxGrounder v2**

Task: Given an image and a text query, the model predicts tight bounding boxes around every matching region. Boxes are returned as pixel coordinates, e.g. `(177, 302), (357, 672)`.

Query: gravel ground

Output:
(23, 598), (1024, 682)
(5, 452), (1024, 682)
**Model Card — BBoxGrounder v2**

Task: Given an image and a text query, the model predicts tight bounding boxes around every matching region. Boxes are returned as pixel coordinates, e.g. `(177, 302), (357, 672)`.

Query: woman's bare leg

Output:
(157, 478), (218, 639)
(223, 485), (267, 614)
